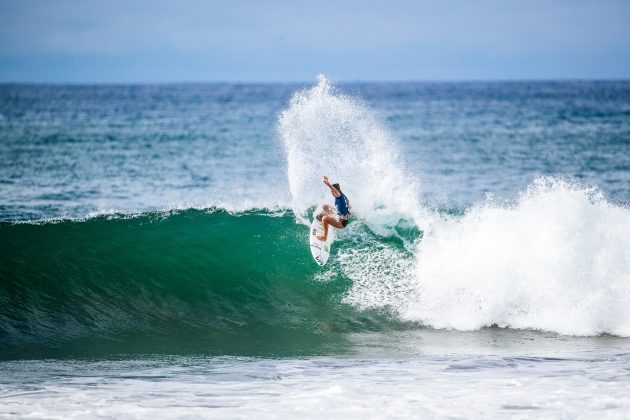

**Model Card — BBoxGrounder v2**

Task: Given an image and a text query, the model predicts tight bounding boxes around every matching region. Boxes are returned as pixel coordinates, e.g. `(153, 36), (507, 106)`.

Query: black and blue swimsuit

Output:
(335, 193), (350, 227)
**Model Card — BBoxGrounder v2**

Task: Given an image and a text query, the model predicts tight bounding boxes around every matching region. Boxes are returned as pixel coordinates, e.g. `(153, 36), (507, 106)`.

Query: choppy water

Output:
(1, 77), (630, 418)
(3, 334), (630, 419)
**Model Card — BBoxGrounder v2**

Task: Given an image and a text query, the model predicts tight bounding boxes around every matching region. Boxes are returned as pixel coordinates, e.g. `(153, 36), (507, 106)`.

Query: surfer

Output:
(316, 176), (350, 241)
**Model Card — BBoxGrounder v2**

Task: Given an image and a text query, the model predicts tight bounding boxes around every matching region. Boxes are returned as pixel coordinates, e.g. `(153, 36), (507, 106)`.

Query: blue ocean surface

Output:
(1, 78), (630, 418)
(1, 80), (628, 220)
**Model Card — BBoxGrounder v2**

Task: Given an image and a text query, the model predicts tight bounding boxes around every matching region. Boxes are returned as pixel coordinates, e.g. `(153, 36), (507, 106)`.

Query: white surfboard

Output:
(309, 206), (336, 266)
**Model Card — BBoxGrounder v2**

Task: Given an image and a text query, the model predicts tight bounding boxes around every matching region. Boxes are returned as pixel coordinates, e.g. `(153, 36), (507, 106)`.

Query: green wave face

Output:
(0, 210), (412, 359)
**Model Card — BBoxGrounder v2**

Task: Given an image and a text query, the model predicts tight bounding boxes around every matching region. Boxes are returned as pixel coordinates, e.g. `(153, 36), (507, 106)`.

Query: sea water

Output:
(1, 77), (630, 418)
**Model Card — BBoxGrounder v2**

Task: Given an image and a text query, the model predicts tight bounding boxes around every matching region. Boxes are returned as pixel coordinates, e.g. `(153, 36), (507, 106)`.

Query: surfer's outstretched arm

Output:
(323, 176), (341, 197)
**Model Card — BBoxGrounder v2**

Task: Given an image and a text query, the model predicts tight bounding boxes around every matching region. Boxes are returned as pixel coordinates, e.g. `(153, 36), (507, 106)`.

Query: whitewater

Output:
(279, 75), (630, 337)
(2, 78), (630, 418)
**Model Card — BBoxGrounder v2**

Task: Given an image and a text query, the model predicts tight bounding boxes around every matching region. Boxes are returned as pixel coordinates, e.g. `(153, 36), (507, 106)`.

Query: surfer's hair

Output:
(332, 183), (341, 192)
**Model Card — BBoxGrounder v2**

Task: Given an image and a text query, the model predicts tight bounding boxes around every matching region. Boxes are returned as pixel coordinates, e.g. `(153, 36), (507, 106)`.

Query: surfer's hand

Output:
(323, 176), (329, 185)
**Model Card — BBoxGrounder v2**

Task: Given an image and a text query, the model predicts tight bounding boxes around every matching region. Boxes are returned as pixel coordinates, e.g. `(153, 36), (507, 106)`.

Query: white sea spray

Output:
(280, 76), (630, 337)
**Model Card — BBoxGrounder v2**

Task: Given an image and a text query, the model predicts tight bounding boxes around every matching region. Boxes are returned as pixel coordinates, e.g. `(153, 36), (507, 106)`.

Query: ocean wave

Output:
(0, 209), (414, 359)
(3, 77), (630, 361)
(1, 177), (629, 361)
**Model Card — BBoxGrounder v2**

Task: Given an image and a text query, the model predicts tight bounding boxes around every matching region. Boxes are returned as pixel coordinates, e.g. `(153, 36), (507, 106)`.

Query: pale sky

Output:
(1, 0), (629, 82)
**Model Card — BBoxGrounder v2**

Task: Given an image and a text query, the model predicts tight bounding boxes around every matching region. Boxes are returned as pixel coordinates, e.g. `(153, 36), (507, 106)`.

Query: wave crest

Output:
(404, 178), (630, 336)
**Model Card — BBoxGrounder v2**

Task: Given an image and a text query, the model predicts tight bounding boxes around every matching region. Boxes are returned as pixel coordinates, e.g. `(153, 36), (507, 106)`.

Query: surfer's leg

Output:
(317, 215), (343, 241)
(317, 205), (333, 221)
(323, 204), (334, 214)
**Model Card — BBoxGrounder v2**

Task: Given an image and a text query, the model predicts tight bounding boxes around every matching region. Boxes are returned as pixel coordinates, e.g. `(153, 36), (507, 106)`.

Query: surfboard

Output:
(309, 206), (336, 266)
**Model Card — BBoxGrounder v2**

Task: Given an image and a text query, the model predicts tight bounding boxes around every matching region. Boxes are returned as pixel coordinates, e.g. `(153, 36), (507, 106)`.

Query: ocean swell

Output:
(0, 209), (411, 359)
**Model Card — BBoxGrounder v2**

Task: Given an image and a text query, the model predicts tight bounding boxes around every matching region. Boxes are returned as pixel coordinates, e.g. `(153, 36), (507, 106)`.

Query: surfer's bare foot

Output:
(317, 235), (327, 241)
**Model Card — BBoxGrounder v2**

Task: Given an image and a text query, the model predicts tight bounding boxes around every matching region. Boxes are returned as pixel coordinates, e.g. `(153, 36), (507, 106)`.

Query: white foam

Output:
(405, 178), (630, 336)
(339, 243), (417, 311)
